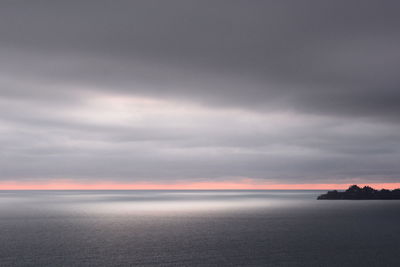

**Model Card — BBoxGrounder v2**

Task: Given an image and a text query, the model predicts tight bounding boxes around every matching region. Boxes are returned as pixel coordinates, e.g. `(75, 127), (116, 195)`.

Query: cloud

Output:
(0, 1), (399, 185)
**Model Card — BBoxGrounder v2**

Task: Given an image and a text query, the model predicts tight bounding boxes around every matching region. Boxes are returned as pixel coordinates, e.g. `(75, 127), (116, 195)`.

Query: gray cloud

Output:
(0, 1), (400, 184)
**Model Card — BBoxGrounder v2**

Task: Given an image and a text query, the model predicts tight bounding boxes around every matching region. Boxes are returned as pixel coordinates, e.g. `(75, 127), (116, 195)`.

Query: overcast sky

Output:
(1, 1), (400, 186)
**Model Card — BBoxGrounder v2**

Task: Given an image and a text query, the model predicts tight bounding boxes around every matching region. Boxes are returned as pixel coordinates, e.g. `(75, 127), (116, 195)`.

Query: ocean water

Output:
(0, 190), (400, 267)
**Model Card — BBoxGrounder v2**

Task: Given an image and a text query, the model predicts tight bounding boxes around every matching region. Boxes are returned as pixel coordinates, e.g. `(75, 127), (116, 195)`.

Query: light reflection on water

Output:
(0, 190), (322, 216)
(1, 190), (400, 267)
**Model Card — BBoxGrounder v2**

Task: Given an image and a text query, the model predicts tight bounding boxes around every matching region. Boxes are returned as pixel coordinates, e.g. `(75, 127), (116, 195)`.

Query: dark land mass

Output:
(317, 185), (400, 200)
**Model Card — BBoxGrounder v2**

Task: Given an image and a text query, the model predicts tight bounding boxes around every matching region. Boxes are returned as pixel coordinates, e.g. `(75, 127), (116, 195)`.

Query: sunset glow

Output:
(1, 180), (399, 190)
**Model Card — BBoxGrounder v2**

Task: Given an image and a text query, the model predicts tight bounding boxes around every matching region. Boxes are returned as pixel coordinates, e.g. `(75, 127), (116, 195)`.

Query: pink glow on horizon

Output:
(0, 180), (400, 190)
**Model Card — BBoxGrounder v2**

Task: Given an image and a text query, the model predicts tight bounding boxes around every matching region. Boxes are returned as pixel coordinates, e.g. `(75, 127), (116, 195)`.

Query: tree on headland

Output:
(317, 185), (400, 200)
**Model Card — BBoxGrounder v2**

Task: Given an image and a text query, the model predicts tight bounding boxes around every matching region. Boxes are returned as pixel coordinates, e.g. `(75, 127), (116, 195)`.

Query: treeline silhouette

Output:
(317, 185), (400, 200)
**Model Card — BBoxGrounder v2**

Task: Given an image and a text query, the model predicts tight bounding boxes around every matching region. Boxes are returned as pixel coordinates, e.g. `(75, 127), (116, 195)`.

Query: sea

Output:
(0, 190), (399, 267)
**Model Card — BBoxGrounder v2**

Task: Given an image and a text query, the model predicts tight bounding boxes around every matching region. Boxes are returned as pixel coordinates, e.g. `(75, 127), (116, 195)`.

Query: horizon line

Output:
(0, 180), (399, 190)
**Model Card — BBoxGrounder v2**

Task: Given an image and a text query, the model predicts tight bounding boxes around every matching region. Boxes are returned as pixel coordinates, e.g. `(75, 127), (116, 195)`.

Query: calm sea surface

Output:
(0, 190), (399, 267)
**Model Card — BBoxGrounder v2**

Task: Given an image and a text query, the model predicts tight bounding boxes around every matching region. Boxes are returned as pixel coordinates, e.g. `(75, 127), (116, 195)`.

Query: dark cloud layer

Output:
(0, 1), (400, 184)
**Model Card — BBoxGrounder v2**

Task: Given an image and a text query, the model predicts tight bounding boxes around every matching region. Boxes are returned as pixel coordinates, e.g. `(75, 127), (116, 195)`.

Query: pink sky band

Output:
(0, 180), (399, 190)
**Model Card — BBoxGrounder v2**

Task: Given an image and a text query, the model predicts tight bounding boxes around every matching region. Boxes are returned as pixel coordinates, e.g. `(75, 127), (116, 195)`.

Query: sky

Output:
(1, 1), (400, 189)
